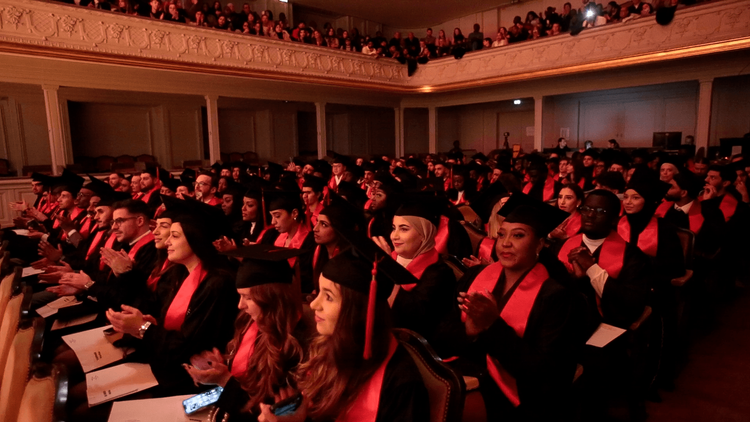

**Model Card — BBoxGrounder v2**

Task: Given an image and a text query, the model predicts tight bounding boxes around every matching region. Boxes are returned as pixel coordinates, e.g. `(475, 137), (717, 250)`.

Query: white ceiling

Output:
(291, 0), (509, 29)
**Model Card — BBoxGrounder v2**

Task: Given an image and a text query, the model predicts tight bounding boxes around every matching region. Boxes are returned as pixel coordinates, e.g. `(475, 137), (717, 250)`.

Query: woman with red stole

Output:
(311, 194), (362, 287)
(618, 169), (685, 283)
(550, 184), (585, 242)
(258, 246), (429, 422)
(106, 197), (239, 396)
(457, 193), (585, 421)
(184, 245), (313, 422)
(372, 199), (460, 357)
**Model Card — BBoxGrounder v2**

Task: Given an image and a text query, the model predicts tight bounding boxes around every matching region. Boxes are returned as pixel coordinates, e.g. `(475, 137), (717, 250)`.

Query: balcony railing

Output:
(0, 0), (748, 93)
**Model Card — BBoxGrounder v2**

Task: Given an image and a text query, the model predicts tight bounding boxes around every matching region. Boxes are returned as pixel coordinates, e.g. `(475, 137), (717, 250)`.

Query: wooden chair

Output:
(229, 152), (243, 163)
(0, 266), (21, 325)
(17, 363), (68, 422)
(74, 156), (95, 171)
(111, 162), (136, 173)
(136, 154), (156, 163)
(459, 221), (488, 259)
(95, 156), (116, 172)
(243, 151), (259, 164)
(0, 158), (15, 176)
(220, 153), (230, 163)
(21, 165), (52, 176)
(0, 317), (45, 422)
(393, 328), (465, 422)
(116, 155), (136, 164)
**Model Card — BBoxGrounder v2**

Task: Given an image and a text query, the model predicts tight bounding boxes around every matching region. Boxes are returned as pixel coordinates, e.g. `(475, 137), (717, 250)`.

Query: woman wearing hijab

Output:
(373, 199), (460, 357)
(457, 193), (586, 421)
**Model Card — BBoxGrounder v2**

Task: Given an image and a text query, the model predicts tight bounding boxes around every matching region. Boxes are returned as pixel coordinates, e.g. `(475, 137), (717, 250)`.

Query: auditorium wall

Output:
(711, 75), (750, 144)
(0, 83), (52, 172)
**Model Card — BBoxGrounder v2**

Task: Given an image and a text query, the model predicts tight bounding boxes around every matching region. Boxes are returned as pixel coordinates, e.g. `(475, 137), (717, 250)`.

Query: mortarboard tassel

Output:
(261, 189), (268, 229)
(363, 256), (378, 360)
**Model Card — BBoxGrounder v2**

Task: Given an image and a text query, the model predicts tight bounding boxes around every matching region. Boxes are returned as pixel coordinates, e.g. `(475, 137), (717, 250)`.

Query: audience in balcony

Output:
(53, 0), (701, 64)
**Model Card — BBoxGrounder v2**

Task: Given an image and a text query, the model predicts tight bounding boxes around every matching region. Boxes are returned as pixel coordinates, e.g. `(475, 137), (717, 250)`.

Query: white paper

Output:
(22, 266), (45, 278)
(86, 362), (158, 407)
(52, 313), (98, 331)
(586, 323), (627, 348)
(36, 296), (81, 318)
(12, 229), (29, 236)
(62, 325), (130, 373)
(732, 145), (742, 156)
(108, 395), (214, 422)
(463, 376), (480, 391)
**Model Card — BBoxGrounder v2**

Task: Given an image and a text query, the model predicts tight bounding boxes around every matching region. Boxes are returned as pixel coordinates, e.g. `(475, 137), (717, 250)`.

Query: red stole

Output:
(451, 191), (467, 206)
(37, 195), (49, 212)
(564, 212), (582, 239)
(478, 237), (495, 262)
(98, 233), (119, 270)
(231, 322), (259, 379)
(204, 196), (222, 207)
(390, 248), (439, 291)
(146, 259), (170, 291)
(367, 218), (374, 238)
(336, 335), (399, 422)
(79, 216), (93, 239)
(127, 232), (155, 261)
(306, 203), (324, 230)
(522, 176), (556, 202)
(577, 178), (585, 189)
(313, 244), (339, 268)
(476, 176), (485, 192)
(140, 186), (159, 204)
(154, 204), (166, 218)
(655, 200), (704, 234)
(85, 229), (107, 261)
(54, 207), (84, 241)
(328, 176), (339, 191)
(164, 262), (208, 331)
(617, 216), (659, 257)
(443, 177), (451, 192)
(461, 262), (549, 407)
(274, 224), (310, 267)
(434, 216), (450, 255)
(132, 192), (144, 201)
(558, 232), (626, 279)
(364, 198), (373, 210)
(718, 194), (738, 222)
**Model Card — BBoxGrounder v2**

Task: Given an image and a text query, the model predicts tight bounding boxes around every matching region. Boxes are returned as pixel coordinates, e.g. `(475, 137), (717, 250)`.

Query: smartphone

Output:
(103, 327), (117, 336)
(183, 386), (223, 414)
(271, 393), (302, 416)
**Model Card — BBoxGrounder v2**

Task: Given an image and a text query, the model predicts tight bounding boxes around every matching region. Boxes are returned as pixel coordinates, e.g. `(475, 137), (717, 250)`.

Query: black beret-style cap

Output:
(224, 244), (304, 288)
(163, 195), (229, 240)
(85, 175), (115, 199)
(264, 189), (303, 213)
(498, 192), (569, 238)
(31, 172), (54, 186)
(394, 191), (441, 227)
(302, 174), (327, 192)
(99, 191), (131, 207)
(626, 168), (671, 205)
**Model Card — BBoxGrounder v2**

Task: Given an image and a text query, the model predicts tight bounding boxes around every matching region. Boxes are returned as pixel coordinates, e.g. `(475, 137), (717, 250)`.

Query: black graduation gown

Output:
(391, 260), (461, 357)
(526, 179), (563, 203)
(258, 227), (316, 293)
(661, 202), (725, 256)
(445, 218), (474, 259)
(623, 216), (685, 284)
(88, 239), (158, 312)
(566, 239), (652, 332)
(457, 268), (587, 421)
(137, 265), (239, 396)
(372, 344), (430, 422)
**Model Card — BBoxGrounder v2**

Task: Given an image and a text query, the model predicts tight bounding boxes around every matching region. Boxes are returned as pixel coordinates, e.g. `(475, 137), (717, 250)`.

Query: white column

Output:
(205, 95), (221, 164)
(534, 96), (544, 152)
(395, 107), (405, 158)
(42, 85), (66, 176)
(315, 102), (327, 159)
(695, 79), (713, 154)
(428, 106), (437, 154)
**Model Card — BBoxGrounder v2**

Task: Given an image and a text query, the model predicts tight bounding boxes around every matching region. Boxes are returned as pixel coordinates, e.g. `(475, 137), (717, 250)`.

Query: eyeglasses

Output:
(195, 181), (211, 187)
(111, 217), (137, 226)
(578, 205), (608, 215)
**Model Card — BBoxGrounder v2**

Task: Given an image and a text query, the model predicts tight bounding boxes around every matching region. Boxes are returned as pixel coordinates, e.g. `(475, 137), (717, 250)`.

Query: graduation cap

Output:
(222, 181), (245, 199)
(264, 189), (302, 213)
(347, 165), (365, 181)
(311, 160), (332, 178)
(582, 149), (600, 159)
(210, 162), (223, 172)
(498, 192), (569, 238)
(142, 166), (162, 179)
(626, 168), (671, 205)
(161, 177), (181, 193)
(302, 174), (327, 193)
(394, 191), (441, 227)
(99, 191), (132, 207)
(329, 151), (351, 167)
(672, 172), (702, 199)
(392, 167), (419, 190)
(404, 158), (423, 169)
(31, 172), (54, 187)
(374, 171), (404, 197)
(472, 152), (488, 163)
(337, 181), (369, 208)
(224, 244), (305, 288)
(85, 175), (116, 199)
(470, 179), (509, 224)
(158, 194), (183, 220)
(53, 169), (84, 195)
(321, 229), (419, 359)
(163, 195), (230, 241)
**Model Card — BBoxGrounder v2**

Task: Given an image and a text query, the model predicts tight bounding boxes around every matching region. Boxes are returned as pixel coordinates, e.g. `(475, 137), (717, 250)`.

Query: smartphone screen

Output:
(183, 386), (224, 414)
(272, 393), (302, 416)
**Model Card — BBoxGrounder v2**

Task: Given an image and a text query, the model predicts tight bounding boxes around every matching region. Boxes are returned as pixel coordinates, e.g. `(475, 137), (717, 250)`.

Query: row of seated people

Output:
(4, 143), (748, 421)
(48, 0), (702, 62)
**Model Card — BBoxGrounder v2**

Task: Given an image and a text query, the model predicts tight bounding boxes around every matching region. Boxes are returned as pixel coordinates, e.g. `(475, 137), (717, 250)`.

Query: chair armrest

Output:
(463, 376), (480, 392)
(671, 269), (693, 287)
(629, 306), (652, 331)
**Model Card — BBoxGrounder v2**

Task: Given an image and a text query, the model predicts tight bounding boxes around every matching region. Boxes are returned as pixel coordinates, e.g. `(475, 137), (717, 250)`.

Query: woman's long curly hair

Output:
(296, 284), (393, 420)
(226, 283), (303, 412)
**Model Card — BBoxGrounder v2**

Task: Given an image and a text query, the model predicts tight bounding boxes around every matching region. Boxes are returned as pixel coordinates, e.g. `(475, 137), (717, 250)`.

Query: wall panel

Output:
(68, 102), (152, 159)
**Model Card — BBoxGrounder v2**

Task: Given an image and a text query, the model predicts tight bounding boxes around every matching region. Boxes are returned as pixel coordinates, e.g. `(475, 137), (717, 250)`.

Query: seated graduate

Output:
(302, 174), (327, 230)
(311, 193), (363, 286)
(257, 247), (429, 422)
(372, 198), (461, 357)
(457, 193), (586, 421)
(258, 189), (315, 292)
(221, 181), (247, 244)
(656, 172), (725, 257)
(242, 186), (271, 244)
(557, 189), (652, 331)
(184, 245), (314, 422)
(50, 199), (158, 313)
(618, 168), (685, 282)
(366, 171), (404, 242)
(549, 184), (585, 243)
(105, 196), (239, 395)
(522, 155), (563, 204)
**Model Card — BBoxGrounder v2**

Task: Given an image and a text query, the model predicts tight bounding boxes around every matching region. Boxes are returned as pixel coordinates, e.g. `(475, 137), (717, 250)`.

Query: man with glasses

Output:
(557, 189), (653, 421)
(195, 171), (221, 206)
